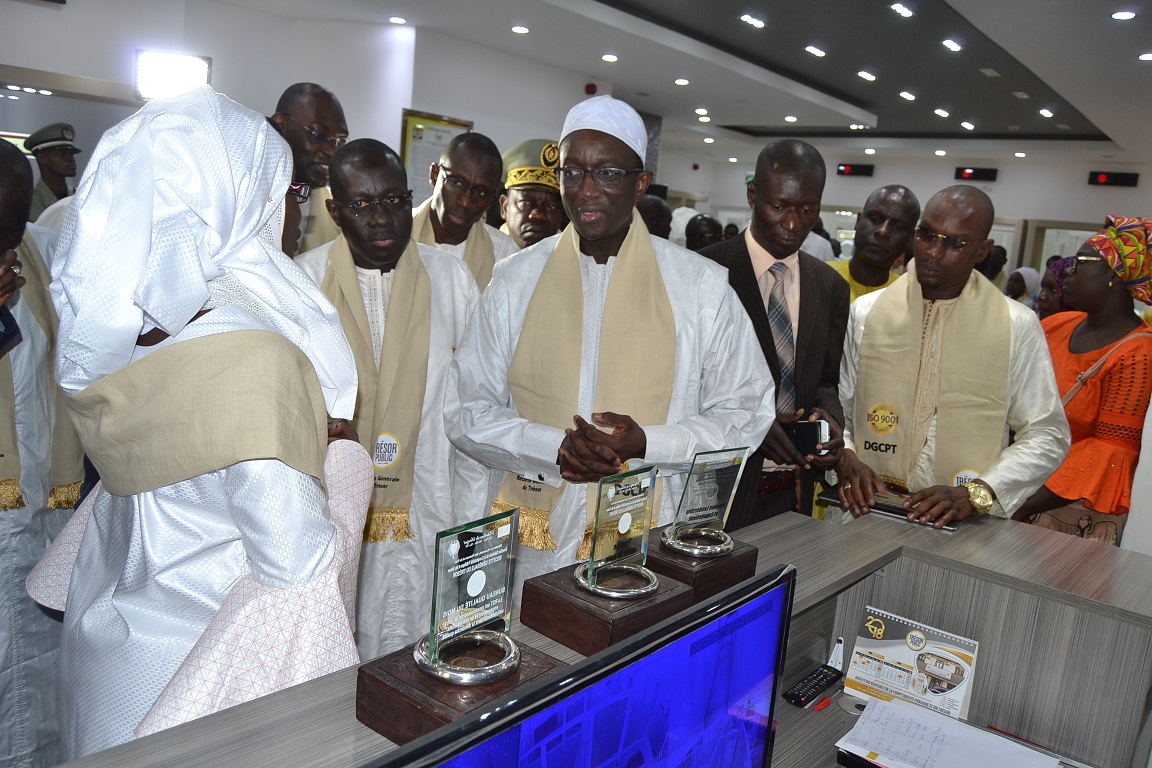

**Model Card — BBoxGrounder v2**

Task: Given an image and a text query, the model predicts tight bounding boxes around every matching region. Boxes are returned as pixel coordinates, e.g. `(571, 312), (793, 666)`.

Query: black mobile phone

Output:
(785, 420), (829, 455)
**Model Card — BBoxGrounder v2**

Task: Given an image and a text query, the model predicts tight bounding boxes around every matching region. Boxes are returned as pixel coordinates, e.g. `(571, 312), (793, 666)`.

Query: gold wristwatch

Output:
(963, 481), (994, 516)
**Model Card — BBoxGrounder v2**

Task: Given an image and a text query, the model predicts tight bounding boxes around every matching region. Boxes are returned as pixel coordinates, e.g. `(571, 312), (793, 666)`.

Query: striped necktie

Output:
(766, 260), (797, 413)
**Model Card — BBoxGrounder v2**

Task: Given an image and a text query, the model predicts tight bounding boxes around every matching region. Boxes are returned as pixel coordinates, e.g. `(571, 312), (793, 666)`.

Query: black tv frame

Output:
(364, 563), (797, 768)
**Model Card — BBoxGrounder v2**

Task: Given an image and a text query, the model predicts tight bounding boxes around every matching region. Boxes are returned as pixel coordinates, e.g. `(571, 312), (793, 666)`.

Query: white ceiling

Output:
(223, 0), (1151, 165)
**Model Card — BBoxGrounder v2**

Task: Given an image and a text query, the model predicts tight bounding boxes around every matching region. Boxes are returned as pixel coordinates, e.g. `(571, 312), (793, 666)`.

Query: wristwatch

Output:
(963, 481), (994, 516)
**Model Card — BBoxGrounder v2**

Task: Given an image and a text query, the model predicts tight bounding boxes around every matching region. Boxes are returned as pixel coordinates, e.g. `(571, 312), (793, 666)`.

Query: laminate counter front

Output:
(60, 512), (1152, 768)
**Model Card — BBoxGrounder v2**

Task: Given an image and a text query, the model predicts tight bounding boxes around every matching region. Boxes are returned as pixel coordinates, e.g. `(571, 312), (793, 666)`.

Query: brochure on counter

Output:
(844, 606), (978, 720)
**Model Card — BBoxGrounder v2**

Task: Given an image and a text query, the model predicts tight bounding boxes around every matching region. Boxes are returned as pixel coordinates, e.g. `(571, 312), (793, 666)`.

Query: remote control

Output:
(782, 664), (843, 708)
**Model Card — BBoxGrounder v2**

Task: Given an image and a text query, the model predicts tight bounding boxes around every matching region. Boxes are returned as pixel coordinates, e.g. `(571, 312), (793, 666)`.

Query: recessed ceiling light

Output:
(674, 78), (690, 86)
(942, 39), (962, 52)
(891, 3), (914, 18)
(805, 46), (825, 57)
(740, 13), (765, 29)
(7, 95), (17, 100)
(900, 91), (916, 101)
(38, 89), (52, 96)
(1039, 108), (1054, 117)
(729, 157), (738, 163)
(602, 54), (618, 63)
(865, 148), (876, 155)
(934, 108), (949, 118)
(961, 121), (975, 130)
(699, 116), (711, 123)
(1140, 53), (1152, 61)
(857, 71), (876, 81)
(980, 68), (1000, 77)
(784, 115), (798, 123)
(512, 25), (529, 34)
(22, 87), (35, 93)
(1113, 10), (1136, 20)
(704, 137), (715, 144)
(1014, 152), (1027, 158)
(5, 84), (19, 91)
(934, 150), (947, 156)
(389, 16), (406, 24)
(1012, 91), (1030, 99)
(695, 108), (708, 116)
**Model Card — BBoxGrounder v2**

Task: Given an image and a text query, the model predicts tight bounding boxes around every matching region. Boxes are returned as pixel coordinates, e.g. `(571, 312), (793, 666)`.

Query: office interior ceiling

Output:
(225, 0), (1152, 164)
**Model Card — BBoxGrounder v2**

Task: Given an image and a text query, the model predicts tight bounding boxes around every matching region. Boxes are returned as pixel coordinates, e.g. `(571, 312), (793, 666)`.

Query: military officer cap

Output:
(502, 139), (559, 192)
(24, 123), (82, 154)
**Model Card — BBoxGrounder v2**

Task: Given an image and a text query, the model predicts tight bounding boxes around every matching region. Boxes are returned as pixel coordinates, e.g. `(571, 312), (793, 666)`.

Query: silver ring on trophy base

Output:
(413, 630), (521, 686)
(660, 526), (734, 558)
(573, 562), (660, 599)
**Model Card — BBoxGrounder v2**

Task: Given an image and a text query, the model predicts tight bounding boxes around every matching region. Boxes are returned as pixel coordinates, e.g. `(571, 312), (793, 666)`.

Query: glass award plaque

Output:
(413, 509), (521, 686)
(662, 447), (749, 558)
(574, 465), (660, 600)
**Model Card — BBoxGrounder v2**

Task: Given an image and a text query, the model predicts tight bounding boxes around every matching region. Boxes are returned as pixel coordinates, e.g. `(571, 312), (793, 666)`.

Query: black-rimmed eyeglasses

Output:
(287, 182), (311, 204)
(332, 191), (414, 218)
(557, 167), (644, 189)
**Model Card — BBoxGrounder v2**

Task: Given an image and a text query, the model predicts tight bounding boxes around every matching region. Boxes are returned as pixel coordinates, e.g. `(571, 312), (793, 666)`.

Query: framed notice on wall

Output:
(400, 109), (473, 206)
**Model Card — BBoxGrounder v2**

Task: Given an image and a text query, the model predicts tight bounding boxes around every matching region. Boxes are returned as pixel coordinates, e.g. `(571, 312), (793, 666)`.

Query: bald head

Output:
(853, 184), (920, 272)
(925, 185), (994, 239)
(0, 141), (33, 250)
(330, 138), (405, 198)
(441, 132), (501, 168)
(271, 83), (348, 187)
(754, 139), (826, 187)
(748, 139), (826, 258)
(914, 184), (996, 300)
(637, 194), (672, 239)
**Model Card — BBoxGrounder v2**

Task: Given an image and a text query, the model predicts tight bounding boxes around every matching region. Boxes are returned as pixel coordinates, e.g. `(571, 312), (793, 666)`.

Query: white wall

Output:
(667, 147), (1152, 226)
(411, 28), (610, 154)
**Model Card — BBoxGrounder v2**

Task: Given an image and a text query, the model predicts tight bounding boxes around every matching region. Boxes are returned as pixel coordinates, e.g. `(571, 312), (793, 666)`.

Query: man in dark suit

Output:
(700, 139), (849, 526)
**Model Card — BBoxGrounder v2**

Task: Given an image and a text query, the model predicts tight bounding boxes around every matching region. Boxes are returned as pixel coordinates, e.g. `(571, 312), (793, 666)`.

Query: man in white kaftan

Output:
(834, 185), (1068, 526)
(0, 137), (84, 768)
(445, 96), (774, 601)
(296, 139), (487, 659)
(47, 87), (361, 758)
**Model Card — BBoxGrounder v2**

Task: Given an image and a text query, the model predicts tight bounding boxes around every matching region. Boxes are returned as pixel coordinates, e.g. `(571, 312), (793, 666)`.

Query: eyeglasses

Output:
(914, 225), (974, 252)
(1067, 254), (1105, 274)
(437, 166), (494, 203)
(286, 182), (311, 204)
(278, 113), (349, 149)
(558, 167), (644, 189)
(332, 191), (414, 218)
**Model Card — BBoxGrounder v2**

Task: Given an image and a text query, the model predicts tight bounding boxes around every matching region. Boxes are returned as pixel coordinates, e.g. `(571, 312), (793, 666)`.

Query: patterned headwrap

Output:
(1086, 215), (1152, 305)
(1048, 257), (1074, 313)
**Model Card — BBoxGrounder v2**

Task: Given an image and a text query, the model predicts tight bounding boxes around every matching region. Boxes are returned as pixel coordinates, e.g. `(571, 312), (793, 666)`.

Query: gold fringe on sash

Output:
(493, 498), (557, 551)
(47, 480), (83, 510)
(364, 505), (415, 543)
(0, 478), (23, 511)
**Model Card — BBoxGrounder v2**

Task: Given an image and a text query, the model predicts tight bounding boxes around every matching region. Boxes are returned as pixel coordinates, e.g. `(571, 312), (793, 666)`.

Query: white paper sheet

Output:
(835, 698), (1061, 768)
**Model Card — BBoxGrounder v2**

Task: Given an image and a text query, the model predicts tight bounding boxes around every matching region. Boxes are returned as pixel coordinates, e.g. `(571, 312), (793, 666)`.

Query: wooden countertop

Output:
(61, 512), (1152, 767)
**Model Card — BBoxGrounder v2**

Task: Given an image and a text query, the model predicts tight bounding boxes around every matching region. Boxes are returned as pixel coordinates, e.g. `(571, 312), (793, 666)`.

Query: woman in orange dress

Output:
(1013, 216), (1152, 543)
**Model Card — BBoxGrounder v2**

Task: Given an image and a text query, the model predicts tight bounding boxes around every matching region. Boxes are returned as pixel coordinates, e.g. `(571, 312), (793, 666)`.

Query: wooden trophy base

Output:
(645, 524), (758, 604)
(519, 564), (693, 656)
(356, 637), (562, 745)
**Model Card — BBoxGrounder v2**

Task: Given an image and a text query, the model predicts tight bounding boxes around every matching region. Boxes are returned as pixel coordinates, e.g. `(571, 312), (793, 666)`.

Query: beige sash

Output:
(495, 210), (675, 552)
(299, 186), (341, 254)
(65, 330), (326, 496)
(0, 234), (84, 511)
(412, 197), (495, 287)
(855, 265), (1010, 490)
(319, 235), (430, 542)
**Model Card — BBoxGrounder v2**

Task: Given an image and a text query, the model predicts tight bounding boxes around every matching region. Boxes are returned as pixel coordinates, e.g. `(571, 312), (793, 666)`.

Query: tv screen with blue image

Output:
(371, 565), (795, 768)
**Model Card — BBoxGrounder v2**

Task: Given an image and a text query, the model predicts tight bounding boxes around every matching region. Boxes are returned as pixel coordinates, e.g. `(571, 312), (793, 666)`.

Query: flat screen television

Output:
(367, 563), (796, 768)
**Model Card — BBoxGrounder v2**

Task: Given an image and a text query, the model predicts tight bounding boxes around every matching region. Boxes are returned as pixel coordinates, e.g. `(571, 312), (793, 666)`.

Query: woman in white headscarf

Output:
(1006, 266), (1041, 309)
(46, 87), (361, 758)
